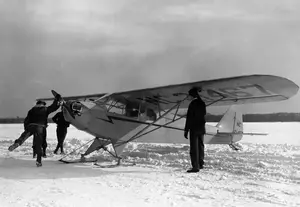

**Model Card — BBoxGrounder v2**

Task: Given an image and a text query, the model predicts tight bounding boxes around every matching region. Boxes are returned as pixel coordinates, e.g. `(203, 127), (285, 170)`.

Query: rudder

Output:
(216, 106), (243, 143)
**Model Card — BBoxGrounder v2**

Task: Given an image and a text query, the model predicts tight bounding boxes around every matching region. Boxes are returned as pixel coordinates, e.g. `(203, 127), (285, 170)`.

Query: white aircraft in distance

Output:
(36, 74), (298, 164)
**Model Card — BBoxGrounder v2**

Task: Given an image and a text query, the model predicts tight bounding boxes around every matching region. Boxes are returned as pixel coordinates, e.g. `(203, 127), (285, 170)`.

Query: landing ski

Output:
(93, 161), (136, 168)
(59, 157), (98, 164)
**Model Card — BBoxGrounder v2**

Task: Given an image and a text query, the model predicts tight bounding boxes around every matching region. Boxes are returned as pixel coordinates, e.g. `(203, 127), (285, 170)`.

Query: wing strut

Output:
(58, 138), (98, 163)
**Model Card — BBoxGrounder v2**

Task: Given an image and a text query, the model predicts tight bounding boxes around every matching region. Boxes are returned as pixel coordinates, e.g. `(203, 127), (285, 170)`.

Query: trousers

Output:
(54, 127), (68, 153)
(32, 125), (45, 163)
(32, 128), (47, 156)
(14, 125), (46, 163)
(189, 130), (205, 170)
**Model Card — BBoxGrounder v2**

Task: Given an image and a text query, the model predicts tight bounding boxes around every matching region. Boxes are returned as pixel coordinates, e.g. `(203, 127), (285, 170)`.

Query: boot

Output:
(32, 146), (36, 158)
(8, 142), (20, 151)
(36, 161), (42, 167)
(42, 148), (47, 158)
(186, 168), (199, 173)
(61, 146), (64, 155)
(53, 147), (58, 154)
(36, 154), (42, 167)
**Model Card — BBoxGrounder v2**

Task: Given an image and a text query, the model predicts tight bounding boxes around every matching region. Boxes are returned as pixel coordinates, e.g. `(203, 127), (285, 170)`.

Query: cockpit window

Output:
(124, 102), (157, 121)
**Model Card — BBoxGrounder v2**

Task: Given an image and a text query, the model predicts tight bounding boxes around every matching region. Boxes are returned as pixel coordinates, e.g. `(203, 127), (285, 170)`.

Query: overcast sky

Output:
(1, 0), (300, 117)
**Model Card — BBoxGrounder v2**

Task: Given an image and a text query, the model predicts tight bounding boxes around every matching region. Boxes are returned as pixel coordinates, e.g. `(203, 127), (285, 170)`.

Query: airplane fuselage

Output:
(62, 100), (240, 145)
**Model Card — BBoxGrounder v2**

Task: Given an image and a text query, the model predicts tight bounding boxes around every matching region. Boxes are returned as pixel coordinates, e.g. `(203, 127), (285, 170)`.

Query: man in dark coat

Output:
(52, 111), (70, 154)
(184, 88), (207, 173)
(8, 96), (61, 167)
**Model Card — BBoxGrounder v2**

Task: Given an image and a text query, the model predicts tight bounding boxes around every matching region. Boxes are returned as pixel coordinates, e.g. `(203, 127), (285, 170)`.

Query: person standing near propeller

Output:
(8, 94), (62, 167)
(52, 110), (70, 155)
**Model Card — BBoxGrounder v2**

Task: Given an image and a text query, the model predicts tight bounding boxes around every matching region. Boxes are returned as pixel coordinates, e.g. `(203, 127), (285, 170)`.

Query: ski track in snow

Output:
(0, 124), (300, 207)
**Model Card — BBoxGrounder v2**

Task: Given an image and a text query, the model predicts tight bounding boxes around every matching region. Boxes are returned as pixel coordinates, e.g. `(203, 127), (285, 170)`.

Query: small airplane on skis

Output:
(37, 74), (299, 164)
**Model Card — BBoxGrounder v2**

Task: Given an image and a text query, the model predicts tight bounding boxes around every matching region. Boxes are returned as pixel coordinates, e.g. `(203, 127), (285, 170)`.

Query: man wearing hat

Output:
(8, 96), (61, 167)
(184, 87), (207, 173)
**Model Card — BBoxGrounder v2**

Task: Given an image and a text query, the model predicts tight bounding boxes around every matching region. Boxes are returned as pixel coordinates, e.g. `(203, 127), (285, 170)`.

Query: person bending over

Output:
(8, 96), (61, 167)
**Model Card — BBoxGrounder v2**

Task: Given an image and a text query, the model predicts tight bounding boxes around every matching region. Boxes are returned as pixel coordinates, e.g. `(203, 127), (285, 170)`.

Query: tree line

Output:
(0, 112), (299, 123)
(0, 118), (56, 124)
(205, 113), (300, 122)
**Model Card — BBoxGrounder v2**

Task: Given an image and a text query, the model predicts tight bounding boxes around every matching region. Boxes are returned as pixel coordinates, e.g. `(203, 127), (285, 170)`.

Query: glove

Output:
(57, 100), (63, 106)
(55, 94), (61, 101)
(184, 130), (188, 139)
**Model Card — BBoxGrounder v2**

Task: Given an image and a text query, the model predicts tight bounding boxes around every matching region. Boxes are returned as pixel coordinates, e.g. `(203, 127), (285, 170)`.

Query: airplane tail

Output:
(216, 106), (243, 143)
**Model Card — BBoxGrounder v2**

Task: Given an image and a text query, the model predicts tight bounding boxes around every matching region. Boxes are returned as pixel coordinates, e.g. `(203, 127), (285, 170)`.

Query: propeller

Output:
(51, 90), (75, 119)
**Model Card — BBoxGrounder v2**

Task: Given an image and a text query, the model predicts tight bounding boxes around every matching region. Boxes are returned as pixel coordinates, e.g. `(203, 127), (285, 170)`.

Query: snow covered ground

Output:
(0, 123), (300, 207)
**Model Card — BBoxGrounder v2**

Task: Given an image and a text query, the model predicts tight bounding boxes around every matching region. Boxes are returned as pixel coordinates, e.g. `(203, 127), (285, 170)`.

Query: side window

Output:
(124, 102), (157, 121)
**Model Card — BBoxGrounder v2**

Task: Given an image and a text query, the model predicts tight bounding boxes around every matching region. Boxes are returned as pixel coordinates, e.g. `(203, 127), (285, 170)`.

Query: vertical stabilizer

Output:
(216, 107), (243, 143)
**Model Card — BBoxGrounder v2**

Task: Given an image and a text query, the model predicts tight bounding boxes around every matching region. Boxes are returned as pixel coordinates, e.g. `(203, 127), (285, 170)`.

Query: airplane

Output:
(36, 74), (299, 164)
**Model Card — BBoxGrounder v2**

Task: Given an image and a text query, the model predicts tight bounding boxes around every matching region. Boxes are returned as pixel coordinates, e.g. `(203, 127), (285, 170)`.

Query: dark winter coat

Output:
(24, 100), (60, 128)
(52, 111), (70, 128)
(184, 98), (206, 134)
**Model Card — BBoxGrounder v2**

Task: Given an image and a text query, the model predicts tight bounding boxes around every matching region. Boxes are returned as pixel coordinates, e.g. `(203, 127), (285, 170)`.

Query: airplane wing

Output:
(37, 75), (299, 111)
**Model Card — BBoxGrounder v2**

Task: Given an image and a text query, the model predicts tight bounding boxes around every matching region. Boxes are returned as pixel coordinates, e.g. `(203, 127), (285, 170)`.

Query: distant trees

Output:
(0, 118), (54, 124)
(243, 113), (300, 122)
(0, 113), (299, 123)
(205, 113), (300, 122)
